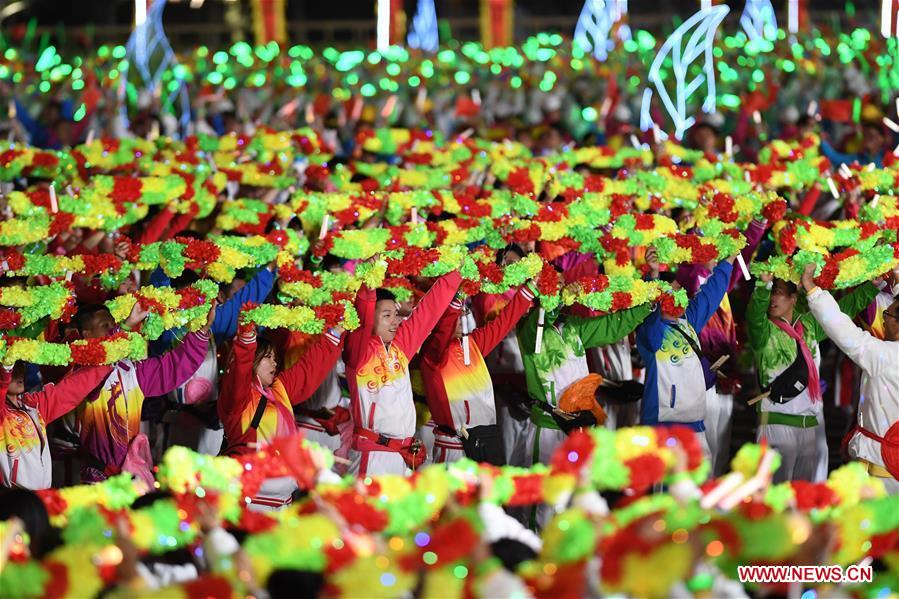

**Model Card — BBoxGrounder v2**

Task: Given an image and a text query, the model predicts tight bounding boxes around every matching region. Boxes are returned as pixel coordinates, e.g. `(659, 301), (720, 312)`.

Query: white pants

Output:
(603, 400), (641, 430)
(297, 423), (342, 454)
(432, 431), (465, 464)
(704, 390), (733, 477)
(524, 425), (566, 528)
(417, 420), (436, 466)
(247, 476), (296, 512)
(814, 416), (829, 482)
(760, 424), (818, 483)
(349, 450), (410, 477)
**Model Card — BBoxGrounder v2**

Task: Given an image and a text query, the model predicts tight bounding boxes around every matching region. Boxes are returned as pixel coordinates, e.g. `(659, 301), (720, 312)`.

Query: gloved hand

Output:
(552, 409), (597, 434)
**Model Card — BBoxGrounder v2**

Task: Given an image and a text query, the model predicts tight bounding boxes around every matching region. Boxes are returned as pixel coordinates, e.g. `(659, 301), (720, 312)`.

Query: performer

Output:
(218, 312), (344, 510)
(803, 265), (899, 493)
(747, 272), (880, 483)
(344, 270), (461, 476)
(420, 284), (535, 465)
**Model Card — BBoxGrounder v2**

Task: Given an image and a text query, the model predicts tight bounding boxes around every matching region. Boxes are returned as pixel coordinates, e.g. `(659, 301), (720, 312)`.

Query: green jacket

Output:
(517, 304), (652, 428)
(746, 281), (879, 386)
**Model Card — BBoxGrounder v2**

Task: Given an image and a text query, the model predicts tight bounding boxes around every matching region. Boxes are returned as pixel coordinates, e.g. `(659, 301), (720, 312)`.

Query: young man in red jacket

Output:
(344, 270), (461, 476)
(420, 284), (535, 465)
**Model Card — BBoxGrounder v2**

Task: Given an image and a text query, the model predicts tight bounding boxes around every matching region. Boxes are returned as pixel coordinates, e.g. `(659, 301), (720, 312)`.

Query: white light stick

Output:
(415, 87), (427, 113)
(319, 214), (330, 240)
(736, 253), (751, 281)
(752, 110), (762, 125)
(652, 123), (662, 144)
(411, 207), (419, 225)
(744, 171), (751, 183)
(827, 176), (840, 198)
(894, 143), (899, 156)
(305, 103), (314, 125)
(7, 100), (15, 120)
(461, 313), (471, 366)
(718, 448), (776, 510)
(884, 117), (899, 133)
(458, 128), (474, 140)
(725, 135), (733, 158)
(700, 472), (744, 510)
(599, 97), (612, 121)
(471, 89), (481, 106)
(629, 134), (641, 149)
(839, 163), (852, 179)
(49, 183), (58, 214)
(65, 270), (73, 282)
(534, 308), (545, 354)
(895, 97), (899, 118)
(807, 101), (817, 116)
(872, 194), (881, 208)
(867, 162), (876, 171)
(380, 95), (397, 119)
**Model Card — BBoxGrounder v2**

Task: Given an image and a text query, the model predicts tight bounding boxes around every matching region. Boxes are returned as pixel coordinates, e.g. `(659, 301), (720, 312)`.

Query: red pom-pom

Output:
(0, 309), (22, 330)
(550, 430), (596, 475)
(761, 199), (787, 223)
(623, 454), (667, 493)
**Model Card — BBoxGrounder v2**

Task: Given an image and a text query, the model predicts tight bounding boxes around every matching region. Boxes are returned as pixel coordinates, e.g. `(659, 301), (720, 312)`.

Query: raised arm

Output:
(217, 330), (257, 430)
(572, 303), (652, 350)
(422, 296), (463, 366)
(394, 270), (462, 358)
(344, 285), (376, 368)
(472, 286), (535, 356)
(135, 330), (210, 397)
(212, 267), (276, 342)
(635, 306), (667, 353)
(685, 260), (734, 333)
(807, 289), (896, 376)
(746, 280), (775, 350)
(278, 329), (343, 405)
(22, 366), (113, 423)
(808, 281), (881, 342)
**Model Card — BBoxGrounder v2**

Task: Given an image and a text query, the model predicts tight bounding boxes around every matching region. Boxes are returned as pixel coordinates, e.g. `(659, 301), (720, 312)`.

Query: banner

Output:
(251, 0), (287, 46)
(479, 0), (514, 49)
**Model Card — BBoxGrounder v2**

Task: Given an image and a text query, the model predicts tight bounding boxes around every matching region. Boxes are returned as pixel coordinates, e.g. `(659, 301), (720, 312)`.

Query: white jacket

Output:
(807, 289), (899, 469)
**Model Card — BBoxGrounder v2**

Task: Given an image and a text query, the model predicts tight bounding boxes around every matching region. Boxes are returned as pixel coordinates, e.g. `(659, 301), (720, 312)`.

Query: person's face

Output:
(81, 310), (116, 339)
(374, 299), (402, 344)
(695, 127), (717, 153)
(501, 251), (522, 266)
(883, 300), (899, 341)
(255, 349), (278, 388)
(768, 281), (798, 321)
(7, 365), (25, 397)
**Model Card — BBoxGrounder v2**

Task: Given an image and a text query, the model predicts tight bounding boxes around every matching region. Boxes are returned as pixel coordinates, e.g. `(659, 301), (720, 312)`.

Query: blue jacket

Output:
(149, 267), (276, 354)
(637, 261), (733, 431)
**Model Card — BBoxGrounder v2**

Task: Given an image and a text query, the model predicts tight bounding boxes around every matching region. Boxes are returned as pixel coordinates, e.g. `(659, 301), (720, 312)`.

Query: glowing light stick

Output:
(535, 308), (545, 354)
(377, 0), (391, 53)
(573, 0), (628, 61)
(640, 5), (730, 140)
(740, 0), (777, 43)
(407, 0), (439, 53)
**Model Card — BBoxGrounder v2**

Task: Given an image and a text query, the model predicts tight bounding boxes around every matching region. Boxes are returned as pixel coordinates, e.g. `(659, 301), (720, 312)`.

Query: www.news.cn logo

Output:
(738, 565), (873, 584)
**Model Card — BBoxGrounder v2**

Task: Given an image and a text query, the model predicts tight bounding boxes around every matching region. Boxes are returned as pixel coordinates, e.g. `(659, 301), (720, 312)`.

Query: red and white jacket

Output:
(344, 272), (461, 469)
(1, 366), (112, 489)
(421, 286), (534, 433)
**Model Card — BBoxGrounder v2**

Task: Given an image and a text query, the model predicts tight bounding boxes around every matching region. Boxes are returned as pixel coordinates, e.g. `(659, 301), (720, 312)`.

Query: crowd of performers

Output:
(2, 31), (899, 598)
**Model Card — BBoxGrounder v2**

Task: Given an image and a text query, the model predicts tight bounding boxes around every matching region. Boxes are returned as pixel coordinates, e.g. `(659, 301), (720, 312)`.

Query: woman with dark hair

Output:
(217, 310), (345, 511)
(0, 487), (53, 558)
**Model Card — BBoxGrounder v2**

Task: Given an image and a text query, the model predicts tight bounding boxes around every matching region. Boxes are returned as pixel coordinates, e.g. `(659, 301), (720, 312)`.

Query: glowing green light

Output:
(230, 41), (252, 56)
(420, 60), (434, 78)
(197, 46), (209, 57)
(3, 49), (17, 60)
(423, 552), (438, 565)
(782, 59), (796, 73)
(73, 104), (86, 121)
(39, 81), (51, 93)
(250, 72), (266, 87)
(454, 71), (471, 84)
(510, 76), (521, 88)
(360, 83), (376, 97)
(367, 52), (381, 65)
(223, 77), (237, 90)
(720, 94), (740, 108)
(71, 79), (85, 91)
(582, 106), (597, 122)
(112, 45), (126, 59)
(751, 69), (764, 83)
(36, 47), (57, 72)
(0, 66), (8, 79)
(437, 49), (455, 63)
(109, 69), (119, 79)
(408, 75), (420, 86)
(453, 566), (468, 579)
(208, 72), (224, 85)
(386, 63), (401, 76)
(346, 72), (359, 85)
(628, 75), (640, 88)
(98, 46), (110, 59)
(213, 51), (228, 65)
(490, 63), (501, 74)
(623, 39), (638, 52)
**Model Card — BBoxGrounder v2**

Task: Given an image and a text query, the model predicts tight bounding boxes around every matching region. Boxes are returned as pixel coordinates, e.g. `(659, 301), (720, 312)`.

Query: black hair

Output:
(496, 243), (525, 265)
(267, 568), (325, 599)
(490, 538), (537, 573)
(131, 490), (173, 510)
(171, 269), (201, 290)
(0, 488), (52, 557)
(74, 304), (112, 335)
(772, 278), (798, 296)
(375, 289), (397, 303)
(657, 271), (677, 285)
(253, 337), (276, 374)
